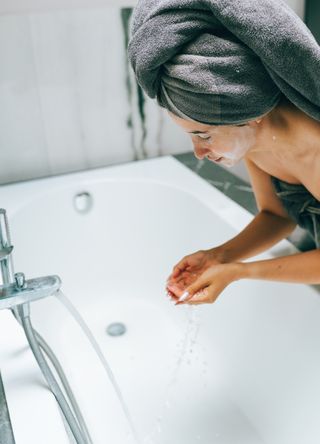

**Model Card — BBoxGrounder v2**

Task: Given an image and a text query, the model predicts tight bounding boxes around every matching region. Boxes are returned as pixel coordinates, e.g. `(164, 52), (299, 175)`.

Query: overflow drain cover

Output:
(73, 192), (93, 214)
(106, 322), (126, 337)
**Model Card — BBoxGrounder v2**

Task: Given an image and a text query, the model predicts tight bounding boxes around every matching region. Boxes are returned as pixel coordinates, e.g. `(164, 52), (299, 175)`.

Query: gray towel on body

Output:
(127, 0), (320, 125)
(271, 177), (320, 248)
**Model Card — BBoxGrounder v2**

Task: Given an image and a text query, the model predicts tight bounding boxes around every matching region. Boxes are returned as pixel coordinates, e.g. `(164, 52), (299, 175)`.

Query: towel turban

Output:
(127, 0), (320, 125)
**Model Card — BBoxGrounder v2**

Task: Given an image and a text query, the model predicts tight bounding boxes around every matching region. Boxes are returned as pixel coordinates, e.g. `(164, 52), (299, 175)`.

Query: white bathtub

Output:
(1, 156), (320, 444)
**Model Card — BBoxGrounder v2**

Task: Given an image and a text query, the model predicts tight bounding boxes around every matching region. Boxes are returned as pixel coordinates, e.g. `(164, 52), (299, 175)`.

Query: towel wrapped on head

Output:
(127, 0), (320, 125)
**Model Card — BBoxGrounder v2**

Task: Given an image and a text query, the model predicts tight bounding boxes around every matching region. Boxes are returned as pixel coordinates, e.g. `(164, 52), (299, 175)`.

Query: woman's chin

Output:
(219, 158), (238, 167)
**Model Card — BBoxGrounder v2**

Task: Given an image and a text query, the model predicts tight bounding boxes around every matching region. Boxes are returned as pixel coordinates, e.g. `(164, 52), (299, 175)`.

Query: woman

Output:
(128, 0), (320, 306)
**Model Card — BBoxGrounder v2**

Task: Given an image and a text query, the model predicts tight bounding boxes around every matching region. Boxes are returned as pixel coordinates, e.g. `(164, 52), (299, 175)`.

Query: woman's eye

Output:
(198, 135), (211, 140)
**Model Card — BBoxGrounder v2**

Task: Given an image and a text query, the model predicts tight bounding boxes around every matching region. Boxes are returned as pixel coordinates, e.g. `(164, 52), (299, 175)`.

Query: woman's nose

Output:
(193, 143), (210, 160)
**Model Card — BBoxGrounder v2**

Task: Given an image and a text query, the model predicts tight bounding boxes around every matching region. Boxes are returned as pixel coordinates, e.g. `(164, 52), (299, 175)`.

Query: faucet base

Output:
(0, 275), (61, 310)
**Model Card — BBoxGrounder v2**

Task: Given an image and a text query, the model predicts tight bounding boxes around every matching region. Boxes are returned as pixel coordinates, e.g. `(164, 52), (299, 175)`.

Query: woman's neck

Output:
(253, 96), (316, 153)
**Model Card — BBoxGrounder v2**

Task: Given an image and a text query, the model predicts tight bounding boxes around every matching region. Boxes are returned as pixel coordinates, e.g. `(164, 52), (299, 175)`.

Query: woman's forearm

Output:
(237, 249), (320, 284)
(215, 210), (296, 263)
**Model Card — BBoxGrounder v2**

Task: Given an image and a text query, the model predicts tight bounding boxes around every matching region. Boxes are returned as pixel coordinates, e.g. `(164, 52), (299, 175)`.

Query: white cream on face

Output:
(167, 111), (260, 167)
(211, 125), (257, 167)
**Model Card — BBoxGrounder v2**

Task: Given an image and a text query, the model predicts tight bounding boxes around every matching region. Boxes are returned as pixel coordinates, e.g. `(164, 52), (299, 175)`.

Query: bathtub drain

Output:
(106, 322), (126, 337)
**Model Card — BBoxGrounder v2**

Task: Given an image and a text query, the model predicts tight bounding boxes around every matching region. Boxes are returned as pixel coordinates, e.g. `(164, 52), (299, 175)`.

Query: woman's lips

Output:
(207, 156), (223, 163)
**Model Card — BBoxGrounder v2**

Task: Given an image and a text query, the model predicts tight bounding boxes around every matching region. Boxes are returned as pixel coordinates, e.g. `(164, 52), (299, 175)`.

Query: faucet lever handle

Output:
(15, 272), (26, 290)
(0, 246), (13, 261)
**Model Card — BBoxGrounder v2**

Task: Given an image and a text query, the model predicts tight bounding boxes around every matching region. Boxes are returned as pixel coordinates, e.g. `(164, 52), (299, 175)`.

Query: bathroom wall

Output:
(0, 0), (306, 185)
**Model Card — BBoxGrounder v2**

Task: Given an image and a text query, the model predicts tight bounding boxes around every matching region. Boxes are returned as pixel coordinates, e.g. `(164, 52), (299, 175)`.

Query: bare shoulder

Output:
(243, 156), (294, 218)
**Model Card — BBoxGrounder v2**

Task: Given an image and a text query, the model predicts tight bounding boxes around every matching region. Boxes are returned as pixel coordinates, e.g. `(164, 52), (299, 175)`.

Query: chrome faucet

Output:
(0, 208), (90, 444)
(0, 209), (61, 310)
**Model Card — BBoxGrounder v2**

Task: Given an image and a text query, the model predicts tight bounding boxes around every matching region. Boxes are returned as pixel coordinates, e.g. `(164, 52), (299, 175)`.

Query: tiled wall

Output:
(0, 1), (306, 185)
(0, 7), (192, 184)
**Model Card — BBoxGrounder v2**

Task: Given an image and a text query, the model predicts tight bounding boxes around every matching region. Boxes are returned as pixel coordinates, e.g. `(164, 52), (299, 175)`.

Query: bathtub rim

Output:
(0, 155), (302, 259)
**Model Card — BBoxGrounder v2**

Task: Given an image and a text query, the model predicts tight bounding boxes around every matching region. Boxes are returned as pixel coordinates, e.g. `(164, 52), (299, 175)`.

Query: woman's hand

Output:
(165, 248), (225, 300)
(173, 263), (242, 305)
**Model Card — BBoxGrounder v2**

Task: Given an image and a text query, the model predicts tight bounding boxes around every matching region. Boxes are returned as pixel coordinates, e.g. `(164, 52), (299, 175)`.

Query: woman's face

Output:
(168, 111), (261, 167)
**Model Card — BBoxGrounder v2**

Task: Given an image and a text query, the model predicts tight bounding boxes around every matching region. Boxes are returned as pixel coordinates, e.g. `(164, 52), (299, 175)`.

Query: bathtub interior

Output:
(1, 156), (320, 444)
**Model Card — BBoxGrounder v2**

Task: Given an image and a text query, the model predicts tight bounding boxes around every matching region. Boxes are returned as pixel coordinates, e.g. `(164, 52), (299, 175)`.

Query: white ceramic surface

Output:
(0, 156), (319, 444)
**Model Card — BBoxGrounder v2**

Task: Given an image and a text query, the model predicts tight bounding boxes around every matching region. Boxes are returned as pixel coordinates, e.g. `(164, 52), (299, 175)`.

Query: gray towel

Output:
(271, 176), (320, 248)
(127, 0), (320, 125)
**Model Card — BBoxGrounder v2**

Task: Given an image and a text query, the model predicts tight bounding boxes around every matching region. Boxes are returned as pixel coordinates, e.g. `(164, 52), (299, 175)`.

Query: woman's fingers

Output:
(166, 288), (177, 300)
(167, 271), (198, 294)
(171, 257), (192, 278)
(174, 287), (208, 305)
(166, 282), (181, 298)
(170, 263), (233, 306)
(172, 265), (185, 279)
(187, 288), (210, 304)
(168, 270), (198, 285)
(177, 275), (208, 303)
(166, 281), (184, 298)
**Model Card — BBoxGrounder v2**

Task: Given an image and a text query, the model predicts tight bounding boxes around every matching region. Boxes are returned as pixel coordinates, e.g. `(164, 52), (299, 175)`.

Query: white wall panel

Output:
(0, 1), (138, 15)
(286, 0), (305, 18)
(0, 1), (307, 184)
(0, 15), (51, 183)
(0, 0), (306, 18)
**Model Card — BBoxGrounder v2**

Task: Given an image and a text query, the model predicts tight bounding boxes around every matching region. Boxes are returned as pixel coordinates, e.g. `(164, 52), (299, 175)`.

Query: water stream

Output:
(55, 290), (141, 444)
(142, 305), (201, 444)
(54, 290), (201, 444)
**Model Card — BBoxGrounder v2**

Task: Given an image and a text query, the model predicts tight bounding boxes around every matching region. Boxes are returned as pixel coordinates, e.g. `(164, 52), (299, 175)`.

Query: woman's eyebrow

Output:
(187, 130), (208, 134)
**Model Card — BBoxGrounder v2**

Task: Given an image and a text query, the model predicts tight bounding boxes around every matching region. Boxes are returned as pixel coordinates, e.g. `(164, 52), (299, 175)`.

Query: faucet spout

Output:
(0, 209), (62, 309)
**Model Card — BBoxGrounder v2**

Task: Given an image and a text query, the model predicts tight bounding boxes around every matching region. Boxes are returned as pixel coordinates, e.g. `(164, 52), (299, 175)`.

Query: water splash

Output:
(142, 306), (201, 443)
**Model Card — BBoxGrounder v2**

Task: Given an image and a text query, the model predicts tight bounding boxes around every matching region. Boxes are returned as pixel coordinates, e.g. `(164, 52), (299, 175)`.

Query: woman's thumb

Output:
(178, 277), (207, 302)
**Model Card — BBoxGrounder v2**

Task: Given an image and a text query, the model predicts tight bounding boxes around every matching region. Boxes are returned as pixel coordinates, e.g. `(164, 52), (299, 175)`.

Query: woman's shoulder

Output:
(277, 94), (320, 128)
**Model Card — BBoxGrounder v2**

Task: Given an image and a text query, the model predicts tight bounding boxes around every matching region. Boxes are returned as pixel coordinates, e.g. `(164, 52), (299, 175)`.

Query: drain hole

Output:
(73, 192), (93, 214)
(106, 322), (126, 337)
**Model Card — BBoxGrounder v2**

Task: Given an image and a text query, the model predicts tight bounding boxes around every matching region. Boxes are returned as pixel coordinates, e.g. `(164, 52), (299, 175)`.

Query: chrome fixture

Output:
(0, 209), (91, 444)
(0, 209), (61, 309)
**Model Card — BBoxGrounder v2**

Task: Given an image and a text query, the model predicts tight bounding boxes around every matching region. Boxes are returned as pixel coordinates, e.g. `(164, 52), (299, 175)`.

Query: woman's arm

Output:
(238, 249), (320, 284)
(215, 210), (296, 263)
(215, 157), (297, 262)
(174, 159), (317, 305)
(176, 250), (320, 305)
